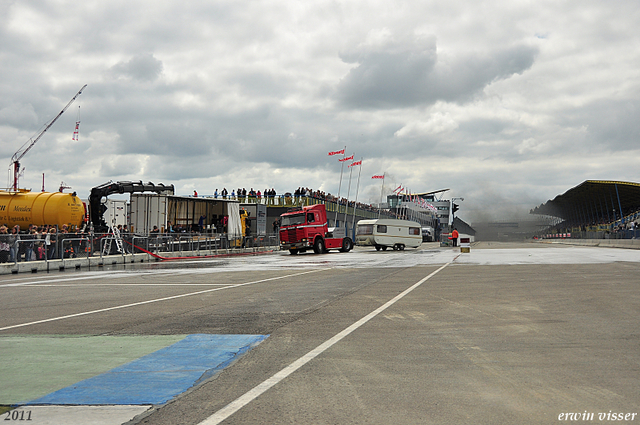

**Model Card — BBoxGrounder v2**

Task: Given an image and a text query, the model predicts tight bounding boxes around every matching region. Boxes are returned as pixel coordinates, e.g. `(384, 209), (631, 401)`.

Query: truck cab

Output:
(279, 204), (352, 254)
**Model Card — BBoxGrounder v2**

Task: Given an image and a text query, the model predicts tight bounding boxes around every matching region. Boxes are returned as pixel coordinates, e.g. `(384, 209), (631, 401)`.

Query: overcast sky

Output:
(1, 0), (638, 223)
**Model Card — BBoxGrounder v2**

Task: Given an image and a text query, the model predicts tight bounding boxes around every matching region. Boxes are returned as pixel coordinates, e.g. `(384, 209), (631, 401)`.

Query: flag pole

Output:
(403, 188), (407, 219)
(351, 157), (363, 237)
(334, 146), (346, 227)
(378, 172), (385, 218)
(344, 153), (354, 230)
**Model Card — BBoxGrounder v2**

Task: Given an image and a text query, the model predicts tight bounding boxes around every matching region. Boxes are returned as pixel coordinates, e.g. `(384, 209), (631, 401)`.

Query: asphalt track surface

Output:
(1, 242), (640, 424)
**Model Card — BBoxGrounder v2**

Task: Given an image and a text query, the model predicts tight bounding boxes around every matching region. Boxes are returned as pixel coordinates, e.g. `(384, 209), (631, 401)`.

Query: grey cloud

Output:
(99, 156), (144, 178)
(431, 45), (538, 103)
(337, 40), (538, 108)
(572, 98), (640, 151)
(0, 103), (38, 128)
(116, 122), (212, 158)
(336, 37), (438, 109)
(109, 53), (163, 82)
(457, 118), (509, 137)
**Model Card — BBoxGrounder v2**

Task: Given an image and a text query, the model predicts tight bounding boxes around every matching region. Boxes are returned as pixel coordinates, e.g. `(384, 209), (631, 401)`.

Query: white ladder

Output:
(103, 225), (124, 255)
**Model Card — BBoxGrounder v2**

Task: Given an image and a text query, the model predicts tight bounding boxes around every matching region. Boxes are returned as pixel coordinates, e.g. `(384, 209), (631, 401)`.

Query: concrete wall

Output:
(0, 253), (152, 275)
(0, 245), (277, 275)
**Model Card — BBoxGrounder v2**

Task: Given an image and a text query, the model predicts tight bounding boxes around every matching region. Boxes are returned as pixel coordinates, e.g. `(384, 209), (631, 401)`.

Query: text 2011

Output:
(3, 410), (32, 421)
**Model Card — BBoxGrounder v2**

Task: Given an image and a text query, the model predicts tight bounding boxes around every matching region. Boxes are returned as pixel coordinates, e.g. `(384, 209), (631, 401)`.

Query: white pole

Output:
(410, 191), (414, 221)
(378, 173), (385, 218)
(334, 146), (346, 227)
(344, 154), (354, 229)
(351, 157), (363, 236)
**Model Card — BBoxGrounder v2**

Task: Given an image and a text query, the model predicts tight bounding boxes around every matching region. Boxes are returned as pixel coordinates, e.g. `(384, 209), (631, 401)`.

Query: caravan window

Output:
(409, 227), (420, 235)
(377, 225), (387, 233)
(357, 224), (373, 235)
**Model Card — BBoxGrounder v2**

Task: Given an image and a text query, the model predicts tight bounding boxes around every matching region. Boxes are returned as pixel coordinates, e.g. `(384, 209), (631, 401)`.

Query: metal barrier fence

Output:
(540, 229), (640, 240)
(105, 232), (280, 260)
(1, 232), (280, 265)
(202, 194), (387, 220)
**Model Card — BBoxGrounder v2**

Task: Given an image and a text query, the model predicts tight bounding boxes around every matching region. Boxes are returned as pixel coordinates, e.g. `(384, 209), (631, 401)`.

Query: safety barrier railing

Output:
(116, 232), (280, 258)
(0, 231), (280, 266)
(202, 194), (388, 217)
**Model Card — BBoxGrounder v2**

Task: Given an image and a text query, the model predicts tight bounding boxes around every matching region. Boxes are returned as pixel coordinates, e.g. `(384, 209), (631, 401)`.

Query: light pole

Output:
(450, 197), (464, 229)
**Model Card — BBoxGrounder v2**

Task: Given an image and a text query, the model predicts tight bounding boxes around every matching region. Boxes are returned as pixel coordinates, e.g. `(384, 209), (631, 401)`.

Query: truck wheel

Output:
(313, 238), (325, 254)
(375, 245), (381, 251)
(381, 246), (388, 251)
(340, 238), (353, 252)
(399, 244), (405, 251)
(289, 249), (298, 255)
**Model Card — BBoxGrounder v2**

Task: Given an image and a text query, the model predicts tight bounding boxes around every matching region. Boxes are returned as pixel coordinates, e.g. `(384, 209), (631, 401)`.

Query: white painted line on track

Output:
(0, 275), (120, 288)
(0, 269), (324, 332)
(198, 262), (452, 425)
(0, 270), (180, 288)
(21, 283), (231, 287)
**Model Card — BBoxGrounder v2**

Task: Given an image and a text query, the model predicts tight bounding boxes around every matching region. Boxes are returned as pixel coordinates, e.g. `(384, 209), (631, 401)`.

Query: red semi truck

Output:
(279, 204), (353, 254)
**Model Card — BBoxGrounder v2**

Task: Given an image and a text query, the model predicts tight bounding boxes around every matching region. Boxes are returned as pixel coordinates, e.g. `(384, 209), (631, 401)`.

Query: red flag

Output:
(339, 155), (354, 162)
(328, 149), (345, 156)
(371, 175), (384, 179)
(348, 160), (362, 167)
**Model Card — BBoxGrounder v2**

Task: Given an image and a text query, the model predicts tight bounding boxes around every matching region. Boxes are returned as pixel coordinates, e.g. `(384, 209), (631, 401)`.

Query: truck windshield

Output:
(281, 213), (305, 227)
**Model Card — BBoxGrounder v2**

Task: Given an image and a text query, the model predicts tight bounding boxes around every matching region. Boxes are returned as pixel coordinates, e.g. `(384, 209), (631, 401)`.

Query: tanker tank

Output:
(0, 190), (85, 229)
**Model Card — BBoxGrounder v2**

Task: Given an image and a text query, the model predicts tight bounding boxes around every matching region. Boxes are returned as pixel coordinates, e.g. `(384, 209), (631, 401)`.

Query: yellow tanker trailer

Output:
(0, 190), (85, 229)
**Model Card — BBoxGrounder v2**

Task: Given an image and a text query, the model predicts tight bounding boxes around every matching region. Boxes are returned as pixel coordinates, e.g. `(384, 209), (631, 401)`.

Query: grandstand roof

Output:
(414, 189), (450, 196)
(398, 189), (449, 199)
(531, 180), (640, 221)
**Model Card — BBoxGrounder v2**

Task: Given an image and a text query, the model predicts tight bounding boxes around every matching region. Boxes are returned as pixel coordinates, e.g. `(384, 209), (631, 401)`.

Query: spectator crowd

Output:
(0, 223), (89, 263)
(205, 186), (382, 214)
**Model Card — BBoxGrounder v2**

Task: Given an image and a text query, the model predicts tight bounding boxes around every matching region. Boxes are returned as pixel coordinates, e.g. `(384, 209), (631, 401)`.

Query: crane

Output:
(8, 84), (87, 191)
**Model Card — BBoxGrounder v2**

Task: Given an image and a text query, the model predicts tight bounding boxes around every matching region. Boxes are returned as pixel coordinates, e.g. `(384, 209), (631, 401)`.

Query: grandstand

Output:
(530, 180), (640, 239)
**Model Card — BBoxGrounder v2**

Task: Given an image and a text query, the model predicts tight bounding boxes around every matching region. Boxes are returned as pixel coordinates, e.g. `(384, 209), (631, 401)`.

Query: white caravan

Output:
(355, 219), (422, 251)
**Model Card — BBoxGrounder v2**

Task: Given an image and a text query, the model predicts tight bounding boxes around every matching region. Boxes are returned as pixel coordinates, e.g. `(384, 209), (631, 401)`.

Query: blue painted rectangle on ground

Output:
(27, 334), (268, 405)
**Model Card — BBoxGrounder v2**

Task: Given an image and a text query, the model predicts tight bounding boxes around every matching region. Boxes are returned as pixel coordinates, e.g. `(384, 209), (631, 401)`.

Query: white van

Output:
(356, 219), (422, 251)
(422, 226), (434, 242)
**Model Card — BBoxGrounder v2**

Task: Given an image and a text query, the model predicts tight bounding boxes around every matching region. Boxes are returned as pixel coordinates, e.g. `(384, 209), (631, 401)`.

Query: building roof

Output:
(530, 180), (640, 221)
(411, 189), (450, 197)
(453, 217), (476, 235)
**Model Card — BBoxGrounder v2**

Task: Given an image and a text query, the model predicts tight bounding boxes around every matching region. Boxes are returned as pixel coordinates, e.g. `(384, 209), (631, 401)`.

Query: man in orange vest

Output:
(451, 228), (459, 247)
